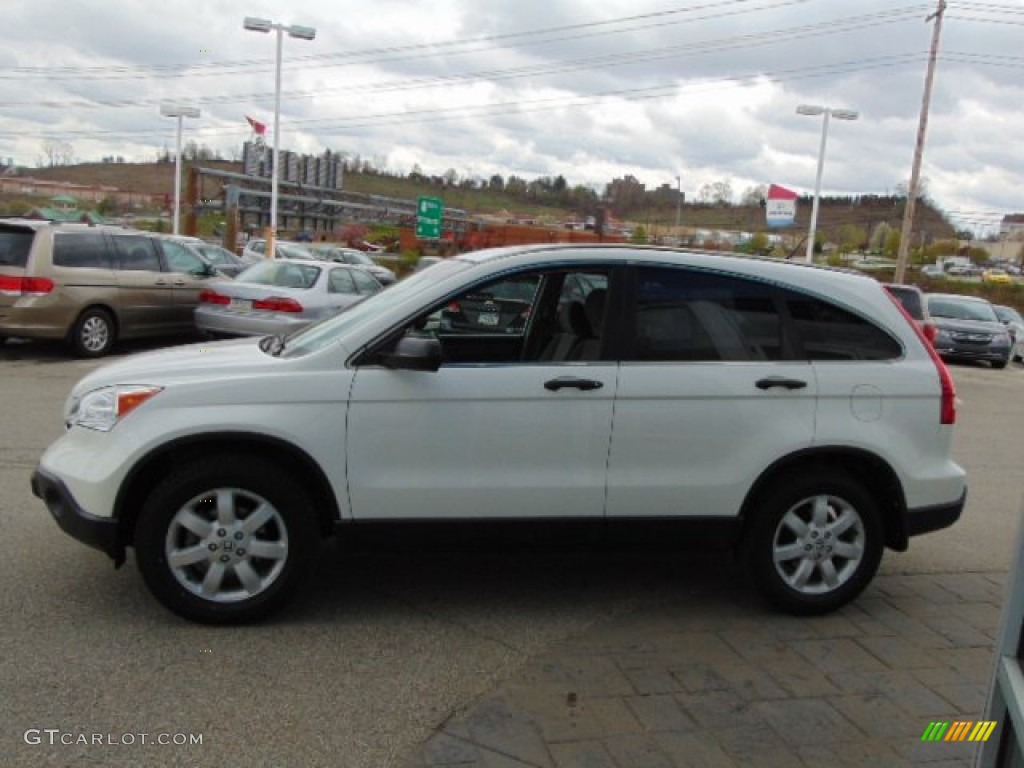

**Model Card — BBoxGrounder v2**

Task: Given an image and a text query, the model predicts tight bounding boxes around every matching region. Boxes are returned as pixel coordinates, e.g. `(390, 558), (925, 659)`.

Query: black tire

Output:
(741, 471), (883, 615)
(992, 359), (1009, 370)
(134, 456), (320, 624)
(70, 307), (116, 358)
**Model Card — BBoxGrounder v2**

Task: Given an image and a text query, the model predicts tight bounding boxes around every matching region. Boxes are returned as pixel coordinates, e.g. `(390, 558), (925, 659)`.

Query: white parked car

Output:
(32, 244), (966, 623)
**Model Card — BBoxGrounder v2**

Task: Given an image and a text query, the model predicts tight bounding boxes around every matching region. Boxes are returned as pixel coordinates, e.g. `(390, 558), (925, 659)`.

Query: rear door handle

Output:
(544, 377), (604, 392)
(755, 376), (808, 391)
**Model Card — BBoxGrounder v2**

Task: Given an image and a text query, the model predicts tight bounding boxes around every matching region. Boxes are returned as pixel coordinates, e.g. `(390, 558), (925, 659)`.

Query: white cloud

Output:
(2, 0), (1023, 232)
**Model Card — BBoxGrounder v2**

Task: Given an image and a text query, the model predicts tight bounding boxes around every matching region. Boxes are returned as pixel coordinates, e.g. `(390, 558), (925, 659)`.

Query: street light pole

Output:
(159, 103), (200, 236)
(796, 104), (859, 263)
(243, 17), (316, 254)
(675, 175), (682, 236)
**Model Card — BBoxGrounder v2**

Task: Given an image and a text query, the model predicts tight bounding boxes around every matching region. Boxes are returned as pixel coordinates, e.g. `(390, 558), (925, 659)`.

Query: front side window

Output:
(159, 240), (205, 273)
(53, 233), (112, 269)
(351, 269), (381, 295)
(384, 268), (611, 365)
(113, 236), (161, 272)
(628, 267), (784, 362)
(328, 268), (356, 294)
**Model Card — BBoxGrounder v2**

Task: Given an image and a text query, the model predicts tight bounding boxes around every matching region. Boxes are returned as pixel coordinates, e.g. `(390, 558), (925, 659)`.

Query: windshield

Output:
(236, 260), (321, 289)
(928, 297), (998, 323)
(278, 258), (471, 358)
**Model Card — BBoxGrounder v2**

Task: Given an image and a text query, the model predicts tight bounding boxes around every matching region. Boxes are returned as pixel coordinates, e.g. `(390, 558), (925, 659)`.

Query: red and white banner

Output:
(766, 184), (797, 228)
(245, 116), (267, 136)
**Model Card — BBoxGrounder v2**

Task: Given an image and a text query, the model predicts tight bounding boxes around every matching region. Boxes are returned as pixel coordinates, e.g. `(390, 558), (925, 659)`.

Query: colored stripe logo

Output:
(921, 721), (997, 742)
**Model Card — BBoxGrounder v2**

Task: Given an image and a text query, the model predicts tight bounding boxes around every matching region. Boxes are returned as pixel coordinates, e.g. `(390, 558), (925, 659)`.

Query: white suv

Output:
(32, 245), (966, 623)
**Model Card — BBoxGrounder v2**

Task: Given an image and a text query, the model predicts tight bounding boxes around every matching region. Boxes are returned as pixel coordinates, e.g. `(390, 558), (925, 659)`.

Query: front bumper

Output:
(31, 468), (125, 566)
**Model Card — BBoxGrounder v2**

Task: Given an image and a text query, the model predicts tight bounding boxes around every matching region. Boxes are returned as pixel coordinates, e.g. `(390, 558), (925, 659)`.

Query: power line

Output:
(1, 0), (818, 81)
(0, 7), (932, 110)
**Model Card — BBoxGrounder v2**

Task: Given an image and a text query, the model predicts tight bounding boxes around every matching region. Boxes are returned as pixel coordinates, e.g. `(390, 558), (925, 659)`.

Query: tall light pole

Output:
(243, 17), (316, 252)
(796, 104), (859, 263)
(675, 175), (683, 237)
(159, 103), (200, 235)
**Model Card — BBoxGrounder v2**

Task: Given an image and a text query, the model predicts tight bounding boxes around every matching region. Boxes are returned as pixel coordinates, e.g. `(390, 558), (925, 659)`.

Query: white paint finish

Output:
(346, 363), (618, 519)
(605, 362), (816, 518)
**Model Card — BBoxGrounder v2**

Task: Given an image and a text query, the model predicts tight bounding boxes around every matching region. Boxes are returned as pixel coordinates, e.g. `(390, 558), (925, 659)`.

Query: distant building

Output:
(999, 214), (1024, 239)
(0, 176), (160, 208)
(26, 195), (107, 224)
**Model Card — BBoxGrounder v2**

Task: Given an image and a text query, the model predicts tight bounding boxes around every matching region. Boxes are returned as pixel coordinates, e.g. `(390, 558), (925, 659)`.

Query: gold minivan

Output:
(0, 219), (221, 357)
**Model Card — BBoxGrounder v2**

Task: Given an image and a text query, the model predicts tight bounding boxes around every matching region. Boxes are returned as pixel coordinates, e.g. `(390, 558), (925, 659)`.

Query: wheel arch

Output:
(114, 432), (341, 548)
(739, 447), (909, 552)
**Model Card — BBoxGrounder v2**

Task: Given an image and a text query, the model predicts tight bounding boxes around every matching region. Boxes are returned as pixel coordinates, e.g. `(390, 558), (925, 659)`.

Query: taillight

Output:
(887, 291), (956, 425)
(252, 297), (303, 313)
(198, 289), (230, 305)
(447, 301), (460, 312)
(922, 322), (937, 345)
(0, 275), (54, 296)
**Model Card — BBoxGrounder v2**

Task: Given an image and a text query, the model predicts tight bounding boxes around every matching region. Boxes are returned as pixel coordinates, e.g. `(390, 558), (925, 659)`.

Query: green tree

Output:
(870, 222), (892, 254)
(884, 229), (901, 258)
(630, 225), (648, 244)
(748, 231), (771, 254)
(836, 223), (867, 255)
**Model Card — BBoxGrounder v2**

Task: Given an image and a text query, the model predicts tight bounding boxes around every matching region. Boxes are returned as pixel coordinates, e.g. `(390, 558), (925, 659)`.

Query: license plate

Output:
(228, 299), (251, 311)
(478, 313), (499, 327)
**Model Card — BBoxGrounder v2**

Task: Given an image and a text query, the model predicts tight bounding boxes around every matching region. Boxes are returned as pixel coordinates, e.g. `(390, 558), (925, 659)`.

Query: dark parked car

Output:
(883, 283), (936, 344)
(992, 304), (1024, 362)
(926, 293), (1013, 369)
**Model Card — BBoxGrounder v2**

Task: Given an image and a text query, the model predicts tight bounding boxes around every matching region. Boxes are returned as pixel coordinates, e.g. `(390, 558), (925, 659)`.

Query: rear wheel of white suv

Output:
(134, 456), (319, 624)
(743, 471), (883, 615)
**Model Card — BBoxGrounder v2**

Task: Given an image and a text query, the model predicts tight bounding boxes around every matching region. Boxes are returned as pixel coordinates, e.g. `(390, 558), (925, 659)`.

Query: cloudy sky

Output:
(1, 0), (1022, 234)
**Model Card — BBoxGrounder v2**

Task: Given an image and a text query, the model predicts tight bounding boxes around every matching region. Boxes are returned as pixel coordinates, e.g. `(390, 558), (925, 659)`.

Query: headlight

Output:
(934, 329), (952, 343)
(69, 385), (163, 432)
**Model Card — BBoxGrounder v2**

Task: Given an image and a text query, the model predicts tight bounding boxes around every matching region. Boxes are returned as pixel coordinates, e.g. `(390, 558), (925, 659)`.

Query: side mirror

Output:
(381, 336), (443, 372)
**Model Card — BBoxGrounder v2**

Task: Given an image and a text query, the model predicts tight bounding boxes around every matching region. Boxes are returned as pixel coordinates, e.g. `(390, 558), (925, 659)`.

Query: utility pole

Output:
(895, 0), (946, 284)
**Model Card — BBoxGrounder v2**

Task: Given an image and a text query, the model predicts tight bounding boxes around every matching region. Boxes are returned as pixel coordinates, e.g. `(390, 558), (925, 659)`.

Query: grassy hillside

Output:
(16, 162), (958, 243)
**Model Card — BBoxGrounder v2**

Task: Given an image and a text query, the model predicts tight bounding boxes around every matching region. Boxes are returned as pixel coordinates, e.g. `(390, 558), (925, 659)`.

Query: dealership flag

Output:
(245, 116), (267, 136)
(766, 184), (797, 228)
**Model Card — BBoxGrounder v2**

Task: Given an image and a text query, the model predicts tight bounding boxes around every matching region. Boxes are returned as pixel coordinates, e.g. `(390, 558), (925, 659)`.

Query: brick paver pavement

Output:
(404, 567), (1006, 768)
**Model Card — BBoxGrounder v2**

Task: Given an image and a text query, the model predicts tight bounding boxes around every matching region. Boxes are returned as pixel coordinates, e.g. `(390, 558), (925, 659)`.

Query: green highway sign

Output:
(416, 196), (443, 239)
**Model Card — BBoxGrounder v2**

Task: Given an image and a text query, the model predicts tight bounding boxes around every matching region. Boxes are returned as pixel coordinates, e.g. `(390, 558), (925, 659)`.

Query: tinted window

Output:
(351, 269), (381, 295)
(0, 227), (35, 267)
(787, 293), (902, 360)
(52, 233), (112, 269)
(328, 268), (356, 294)
(112, 236), (161, 272)
(159, 240), (205, 273)
(630, 268), (785, 362)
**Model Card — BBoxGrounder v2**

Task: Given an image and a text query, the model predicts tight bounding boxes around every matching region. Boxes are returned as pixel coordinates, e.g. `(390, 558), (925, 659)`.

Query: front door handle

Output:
(544, 377), (604, 392)
(755, 376), (808, 391)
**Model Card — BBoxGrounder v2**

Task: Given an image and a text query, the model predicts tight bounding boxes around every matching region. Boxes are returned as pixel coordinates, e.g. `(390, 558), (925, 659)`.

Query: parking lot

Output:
(1, 336), (1022, 767)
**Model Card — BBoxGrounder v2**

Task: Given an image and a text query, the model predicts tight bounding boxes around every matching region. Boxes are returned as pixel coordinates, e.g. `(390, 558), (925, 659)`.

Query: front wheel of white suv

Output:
(742, 471), (883, 615)
(134, 456), (319, 624)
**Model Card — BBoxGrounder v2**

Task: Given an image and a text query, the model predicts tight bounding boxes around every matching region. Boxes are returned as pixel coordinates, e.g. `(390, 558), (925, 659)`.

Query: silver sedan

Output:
(195, 258), (382, 337)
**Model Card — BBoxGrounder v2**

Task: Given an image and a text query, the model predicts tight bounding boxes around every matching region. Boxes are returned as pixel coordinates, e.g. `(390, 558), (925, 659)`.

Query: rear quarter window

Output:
(786, 293), (903, 361)
(53, 233), (113, 269)
(0, 227), (35, 267)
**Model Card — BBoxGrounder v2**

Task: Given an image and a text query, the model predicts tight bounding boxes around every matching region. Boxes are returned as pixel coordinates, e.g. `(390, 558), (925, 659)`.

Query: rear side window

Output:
(0, 227), (36, 267)
(629, 267), (786, 362)
(786, 293), (902, 361)
(52, 233), (113, 269)
(113, 236), (162, 272)
(328, 268), (356, 294)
